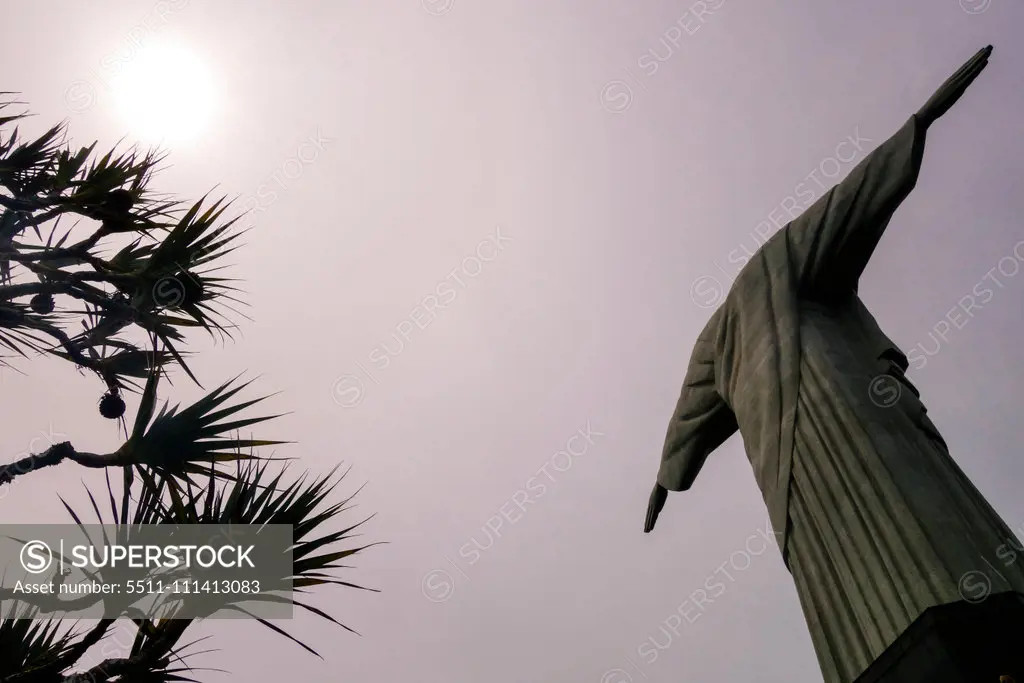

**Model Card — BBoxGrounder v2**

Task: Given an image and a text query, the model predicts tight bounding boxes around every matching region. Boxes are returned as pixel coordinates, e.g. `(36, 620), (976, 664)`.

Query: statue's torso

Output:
(797, 295), (946, 448)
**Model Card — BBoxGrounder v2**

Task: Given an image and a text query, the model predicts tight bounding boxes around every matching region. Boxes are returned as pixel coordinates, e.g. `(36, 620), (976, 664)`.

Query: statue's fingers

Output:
(967, 50), (991, 78)
(945, 61), (986, 108)
(954, 47), (990, 83)
(967, 46), (992, 69)
(953, 59), (986, 88)
(644, 505), (658, 532)
(961, 60), (990, 91)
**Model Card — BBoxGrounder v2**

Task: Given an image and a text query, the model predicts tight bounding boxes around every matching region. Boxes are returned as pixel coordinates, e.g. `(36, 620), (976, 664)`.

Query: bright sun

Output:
(109, 40), (218, 146)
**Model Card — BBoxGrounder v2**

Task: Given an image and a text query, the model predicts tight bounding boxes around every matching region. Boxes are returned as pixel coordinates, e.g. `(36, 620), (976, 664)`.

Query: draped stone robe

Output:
(656, 115), (1024, 683)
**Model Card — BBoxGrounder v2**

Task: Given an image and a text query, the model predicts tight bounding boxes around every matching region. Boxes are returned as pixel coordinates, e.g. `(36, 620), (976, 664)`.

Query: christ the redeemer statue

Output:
(643, 45), (1024, 683)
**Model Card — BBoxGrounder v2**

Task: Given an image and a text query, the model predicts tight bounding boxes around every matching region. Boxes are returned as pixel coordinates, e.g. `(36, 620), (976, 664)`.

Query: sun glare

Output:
(108, 40), (218, 146)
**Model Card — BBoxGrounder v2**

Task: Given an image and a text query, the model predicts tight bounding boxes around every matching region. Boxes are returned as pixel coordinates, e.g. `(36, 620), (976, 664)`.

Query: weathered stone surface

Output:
(644, 46), (1024, 683)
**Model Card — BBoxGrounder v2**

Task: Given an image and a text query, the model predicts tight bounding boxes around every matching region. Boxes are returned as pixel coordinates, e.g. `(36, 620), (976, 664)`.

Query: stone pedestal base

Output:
(853, 591), (1024, 683)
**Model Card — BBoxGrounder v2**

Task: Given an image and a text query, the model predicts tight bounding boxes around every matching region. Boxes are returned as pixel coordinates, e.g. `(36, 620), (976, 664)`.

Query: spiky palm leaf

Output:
(32, 459), (380, 660)
(61, 297), (196, 387)
(0, 604), (77, 679)
(5, 616), (222, 683)
(113, 364), (288, 485)
(93, 632), (224, 683)
(123, 195), (249, 340)
(61, 459), (380, 658)
(50, 344), (179, 394)
(0, 302), (51, 358)
(170, 459), (380, 655)
(1, 95), (244, 388)
(0, 118), (65, 200)
(1, 93), (379, 680)
(0, 470), (184, 627)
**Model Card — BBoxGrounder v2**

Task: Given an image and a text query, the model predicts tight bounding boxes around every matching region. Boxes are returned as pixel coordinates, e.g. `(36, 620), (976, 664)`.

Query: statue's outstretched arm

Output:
(783, 46), (992, 301)
(646, 323), (738, 532)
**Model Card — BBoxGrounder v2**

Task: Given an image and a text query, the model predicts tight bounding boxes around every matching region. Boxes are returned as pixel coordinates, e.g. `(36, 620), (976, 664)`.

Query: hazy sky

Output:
(2, 1), (1024, 681)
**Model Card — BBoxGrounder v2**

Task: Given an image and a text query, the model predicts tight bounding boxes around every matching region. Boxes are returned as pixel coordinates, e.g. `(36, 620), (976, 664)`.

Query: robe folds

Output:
(655, 115), (1024, 682)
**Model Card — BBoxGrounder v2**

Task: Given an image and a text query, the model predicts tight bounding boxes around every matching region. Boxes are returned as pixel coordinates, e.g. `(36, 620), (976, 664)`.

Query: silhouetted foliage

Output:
(0, 95), (378, 682)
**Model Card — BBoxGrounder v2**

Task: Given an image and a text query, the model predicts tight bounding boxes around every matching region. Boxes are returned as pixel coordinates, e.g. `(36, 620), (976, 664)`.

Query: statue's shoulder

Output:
(696, 304), (729, 346)
(730, 227), (793, 294)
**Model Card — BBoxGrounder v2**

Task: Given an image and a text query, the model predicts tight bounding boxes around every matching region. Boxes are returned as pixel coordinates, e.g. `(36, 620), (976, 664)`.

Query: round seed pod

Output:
(150, 271), (204, 309)
(30, 293), (55, 314)
(99, 391), (126, 420)
(104, 189), (135, 213)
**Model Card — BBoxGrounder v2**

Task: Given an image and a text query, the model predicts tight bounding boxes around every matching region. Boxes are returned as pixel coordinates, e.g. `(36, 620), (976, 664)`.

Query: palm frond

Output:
(1, 95), (243, 393)
(123, 194), (250, 341)
(57, 456), (378, 658)
(0, 92), (380, 680)
(114, 368), (289, 485)
(0, 302), (50, 357)
(185, 460), (380, 653)
(0, 602), (78, 679)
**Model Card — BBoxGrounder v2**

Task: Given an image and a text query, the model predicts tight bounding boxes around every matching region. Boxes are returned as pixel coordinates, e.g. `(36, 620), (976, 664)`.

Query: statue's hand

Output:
(917, 45), (992, 128)
(644, 483), (668, 533)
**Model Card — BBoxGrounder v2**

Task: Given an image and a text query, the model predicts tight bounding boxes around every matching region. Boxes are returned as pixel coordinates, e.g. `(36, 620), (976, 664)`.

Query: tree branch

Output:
(54, 620), (115, 676)
(0, 442), (73, 485)
(0, 441), (113, 486)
